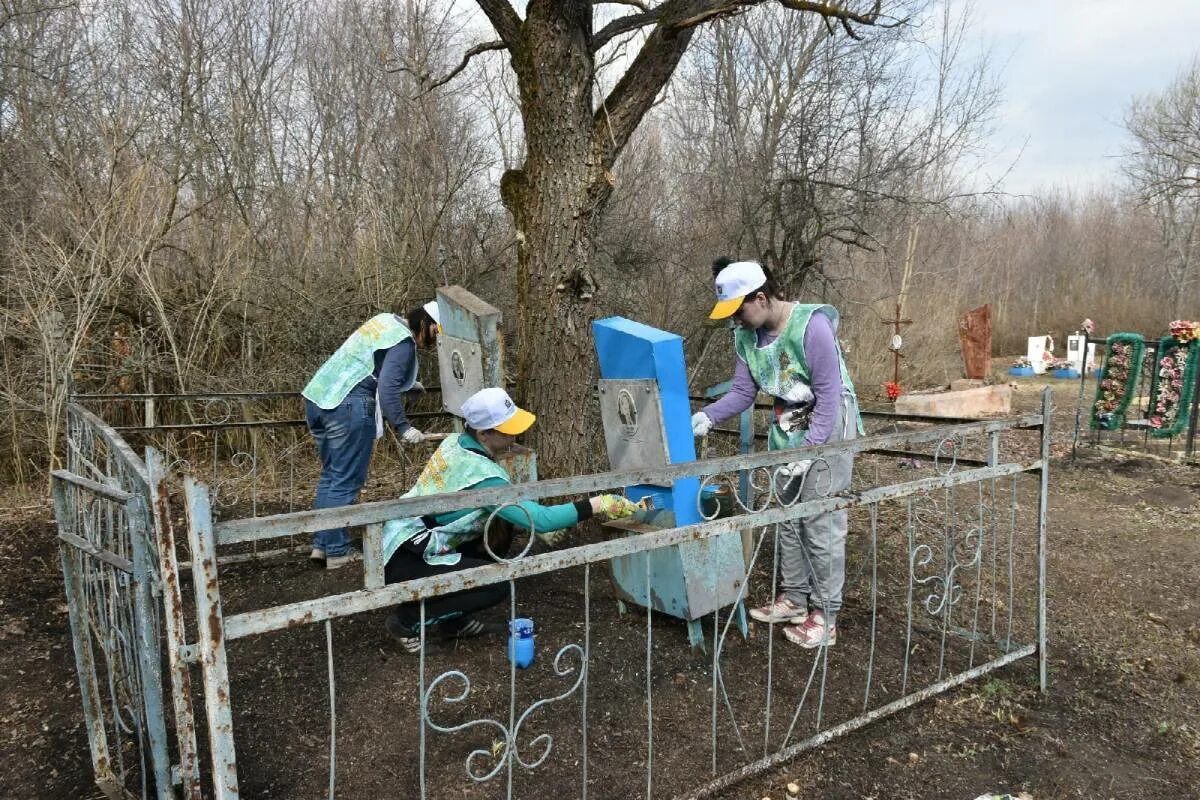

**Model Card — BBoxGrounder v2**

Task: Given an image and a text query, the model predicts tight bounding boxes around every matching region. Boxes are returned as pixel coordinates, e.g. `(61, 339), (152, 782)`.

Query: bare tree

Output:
(1125, 58), (1200, 315)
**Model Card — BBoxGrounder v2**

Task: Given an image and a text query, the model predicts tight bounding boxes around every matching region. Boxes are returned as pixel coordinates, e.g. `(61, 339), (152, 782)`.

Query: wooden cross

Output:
(883, 302), (913, 385)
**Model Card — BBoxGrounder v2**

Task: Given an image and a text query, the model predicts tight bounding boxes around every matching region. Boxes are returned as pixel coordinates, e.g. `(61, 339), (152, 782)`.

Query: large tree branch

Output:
(474, 0), (523, 49)
(593, 0), (889, 51)
(776, 0), (887, 39)
(592, 21), (695, 179)
(592, 9), (663, 51)
(598, 0), (651, 10)
(416, 40), (507, 96)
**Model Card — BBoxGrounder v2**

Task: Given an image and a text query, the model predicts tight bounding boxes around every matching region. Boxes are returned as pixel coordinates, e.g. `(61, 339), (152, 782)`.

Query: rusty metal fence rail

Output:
(55, 390), (1052, 799)
(69, 391), (452, 524)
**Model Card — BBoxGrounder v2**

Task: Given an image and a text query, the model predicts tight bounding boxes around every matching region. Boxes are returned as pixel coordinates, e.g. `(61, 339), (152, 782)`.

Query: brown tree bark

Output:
(501, 0), (604, 473)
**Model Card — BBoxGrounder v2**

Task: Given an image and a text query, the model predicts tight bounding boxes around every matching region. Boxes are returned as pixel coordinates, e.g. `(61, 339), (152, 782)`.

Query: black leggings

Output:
(384, 524), (513, 633)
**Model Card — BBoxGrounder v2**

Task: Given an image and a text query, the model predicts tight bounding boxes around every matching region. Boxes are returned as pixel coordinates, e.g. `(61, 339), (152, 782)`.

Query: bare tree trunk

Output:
(501, 0), (605, 475)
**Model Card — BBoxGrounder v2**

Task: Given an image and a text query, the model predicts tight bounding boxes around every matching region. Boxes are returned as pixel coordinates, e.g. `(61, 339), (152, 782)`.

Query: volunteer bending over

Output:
(301, 303), (442, 568)
(380, 387), (640, 652)
(693, 259), (862, 648)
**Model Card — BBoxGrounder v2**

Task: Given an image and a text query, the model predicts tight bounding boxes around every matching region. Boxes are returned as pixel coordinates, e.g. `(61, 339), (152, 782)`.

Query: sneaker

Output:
(782, 611), (837, 649)
(385, 613), (434, 654)
(324, 548), (362, 570)
(309, 547), (325, 563)
(749, 594), (809, 625)
(441, 618), (506, 640)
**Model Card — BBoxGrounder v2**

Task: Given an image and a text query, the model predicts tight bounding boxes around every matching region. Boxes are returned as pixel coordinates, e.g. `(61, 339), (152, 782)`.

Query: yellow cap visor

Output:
(709, 295), (745, 320)
(494, 407), (536, 435)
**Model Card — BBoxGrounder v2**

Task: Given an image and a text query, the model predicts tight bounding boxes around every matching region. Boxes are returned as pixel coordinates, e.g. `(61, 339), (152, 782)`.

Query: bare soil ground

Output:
(3, 378), (1199, 799)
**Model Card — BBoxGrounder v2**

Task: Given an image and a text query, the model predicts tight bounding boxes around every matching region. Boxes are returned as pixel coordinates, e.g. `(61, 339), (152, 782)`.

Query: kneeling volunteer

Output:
(380, 386), (640, 652)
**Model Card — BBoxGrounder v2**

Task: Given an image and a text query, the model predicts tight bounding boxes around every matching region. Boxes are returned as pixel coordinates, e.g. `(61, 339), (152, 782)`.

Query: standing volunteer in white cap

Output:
(300, 301), (442, 569)
(693, 258), (862, 649)
(379, 386), (641, 653)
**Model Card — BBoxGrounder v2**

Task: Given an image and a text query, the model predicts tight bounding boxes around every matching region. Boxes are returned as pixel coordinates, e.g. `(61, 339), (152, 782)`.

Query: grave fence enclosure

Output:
(52, 388), (1051, 800)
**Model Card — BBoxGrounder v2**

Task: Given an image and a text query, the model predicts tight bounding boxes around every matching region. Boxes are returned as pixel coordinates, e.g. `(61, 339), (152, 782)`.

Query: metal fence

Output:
(54, 389), (1051, 799)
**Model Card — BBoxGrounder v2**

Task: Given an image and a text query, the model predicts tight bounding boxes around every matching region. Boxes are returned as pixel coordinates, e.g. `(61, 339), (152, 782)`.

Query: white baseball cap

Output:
(709, 261), (767, 320)
(460, 387), (536, 435)
(422, 301), (441, 325)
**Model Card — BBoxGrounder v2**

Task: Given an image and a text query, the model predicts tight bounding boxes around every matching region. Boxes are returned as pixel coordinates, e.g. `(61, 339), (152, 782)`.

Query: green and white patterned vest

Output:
(301, 314), (414, 409)
(381, 434), (512, 565)
(734, 303), (863, 451)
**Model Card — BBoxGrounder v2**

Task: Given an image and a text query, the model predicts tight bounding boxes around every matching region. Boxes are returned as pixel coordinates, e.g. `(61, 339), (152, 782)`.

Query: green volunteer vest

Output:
(381, 434), (512, 566)
(301, 314), (414, 409)
(734, 303), (863, 451)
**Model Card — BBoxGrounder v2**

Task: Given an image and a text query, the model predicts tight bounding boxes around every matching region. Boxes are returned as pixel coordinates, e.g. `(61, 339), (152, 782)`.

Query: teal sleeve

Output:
(473, 476), (581, 533)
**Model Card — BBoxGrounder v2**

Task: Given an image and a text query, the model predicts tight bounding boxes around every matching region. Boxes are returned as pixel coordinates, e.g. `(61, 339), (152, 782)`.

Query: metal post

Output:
(1186, 352), (1200, 459)
(127, 495), (174, 799)
(145, 374), (156, 429)
(363, 522), (385, 589)
(987, 431), (1000, 638)
(183, 477), (240, 798)
(1070, 353), (1088, 461)
(1036, 387), (1051, 692)
(738, 403), (754, 566)
(51, 478), (117, 792)
(146, 449), (203, 799)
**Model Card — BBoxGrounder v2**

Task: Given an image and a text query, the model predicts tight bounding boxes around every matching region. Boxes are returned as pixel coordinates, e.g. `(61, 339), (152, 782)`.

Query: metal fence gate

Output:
(52, 405), (201, 799)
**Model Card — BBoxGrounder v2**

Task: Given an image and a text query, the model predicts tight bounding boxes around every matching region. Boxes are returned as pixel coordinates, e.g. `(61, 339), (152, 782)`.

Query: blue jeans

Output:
(306, 391), (376, 556)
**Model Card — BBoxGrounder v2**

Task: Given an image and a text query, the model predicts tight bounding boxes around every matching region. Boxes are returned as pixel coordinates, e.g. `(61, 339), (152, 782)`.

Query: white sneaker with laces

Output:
(783, 610), (837, 648)
(749, 594), (809, 624)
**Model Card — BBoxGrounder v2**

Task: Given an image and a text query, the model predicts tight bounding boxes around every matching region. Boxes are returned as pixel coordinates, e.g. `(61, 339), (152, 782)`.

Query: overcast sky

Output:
(971, 1), (1200, 196)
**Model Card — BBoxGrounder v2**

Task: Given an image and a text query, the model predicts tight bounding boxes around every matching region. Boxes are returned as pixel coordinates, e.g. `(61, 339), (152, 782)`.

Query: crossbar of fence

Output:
(217, 459), (1037, 640)
(213, 412), (1043, 544)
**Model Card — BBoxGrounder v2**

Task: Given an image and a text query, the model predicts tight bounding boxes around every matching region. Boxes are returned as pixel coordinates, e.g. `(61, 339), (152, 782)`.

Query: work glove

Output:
(596, 494), (641, 519)
(777, 407), (812, 434)
(406, 380), (425, 394)
(401, 426), (425, 444)
(691, 411), (713, 437)
(781, 459), (813, 480)
(539, 529), (569, 547)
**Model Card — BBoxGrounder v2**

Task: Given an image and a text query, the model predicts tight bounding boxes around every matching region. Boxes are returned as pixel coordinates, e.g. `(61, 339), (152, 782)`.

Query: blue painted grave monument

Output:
(593, 317), (748, 648)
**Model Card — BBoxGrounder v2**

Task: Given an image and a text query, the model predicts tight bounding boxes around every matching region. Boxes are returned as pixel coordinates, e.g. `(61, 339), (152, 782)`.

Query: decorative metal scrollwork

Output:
(423, 643), (586, 782)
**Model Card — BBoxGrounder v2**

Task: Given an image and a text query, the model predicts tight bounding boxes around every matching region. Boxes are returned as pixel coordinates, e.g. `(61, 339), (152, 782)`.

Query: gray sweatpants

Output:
(776, 392), (857, 617)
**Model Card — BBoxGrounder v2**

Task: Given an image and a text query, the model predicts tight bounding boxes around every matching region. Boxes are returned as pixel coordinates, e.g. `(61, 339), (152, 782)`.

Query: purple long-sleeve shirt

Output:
(703, 312), (844, 446)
